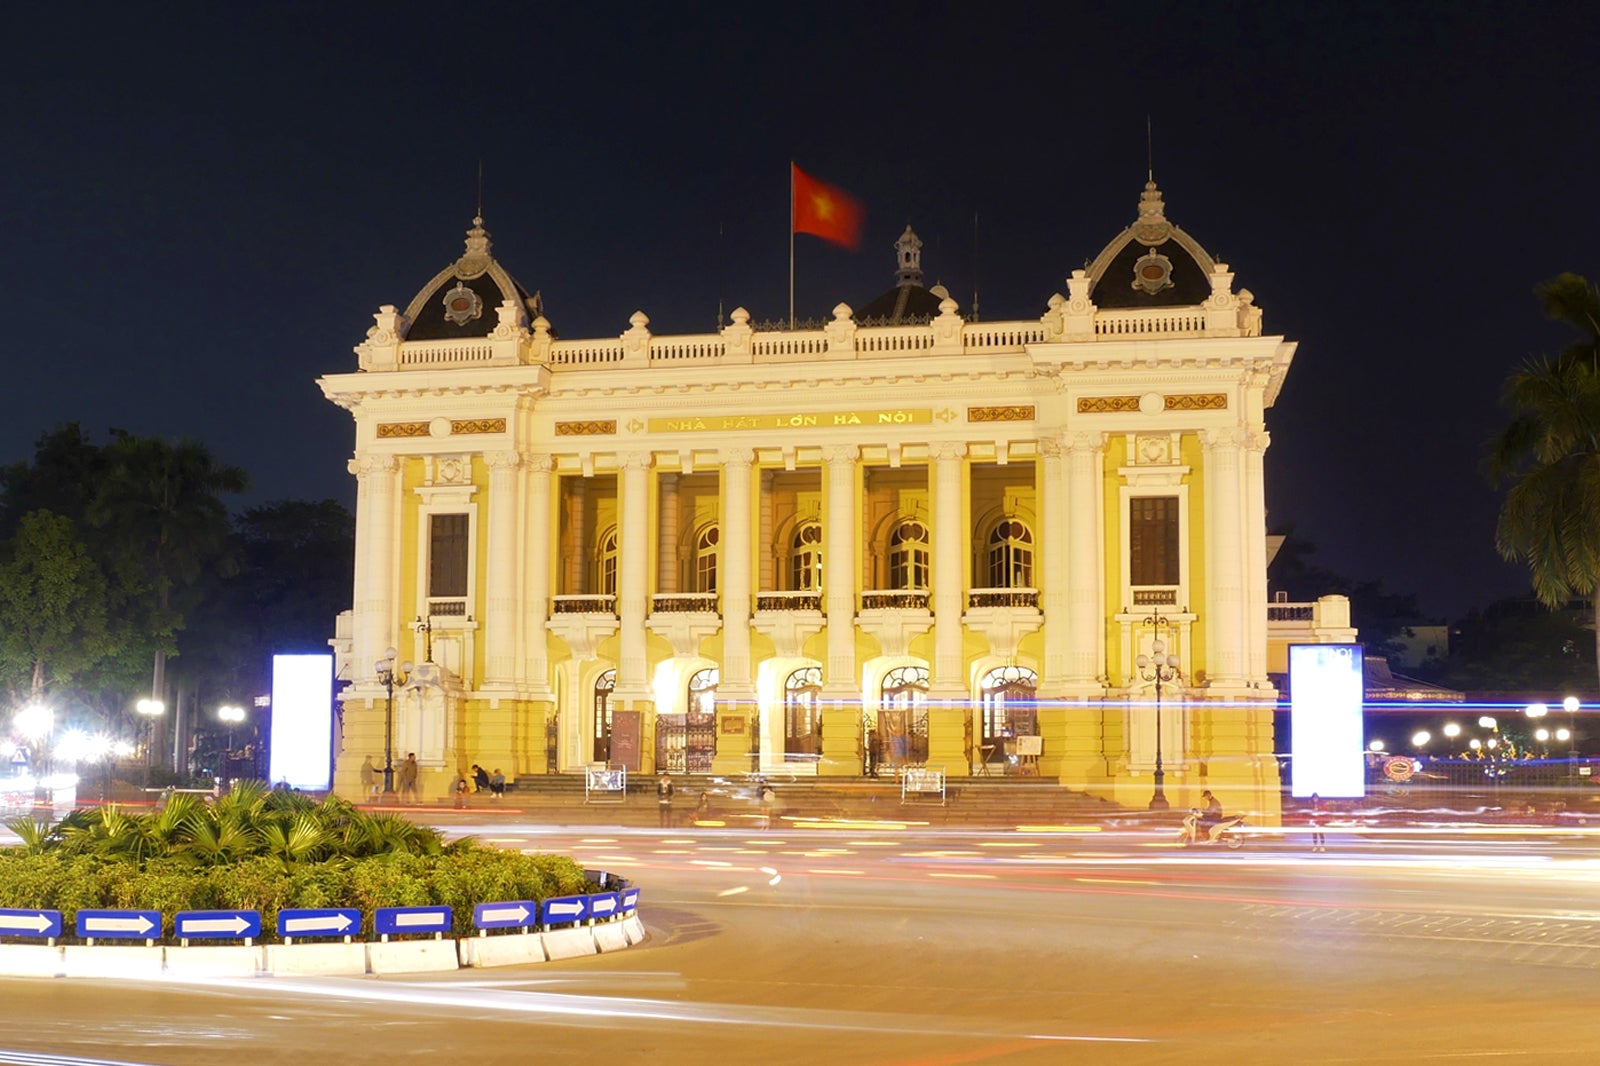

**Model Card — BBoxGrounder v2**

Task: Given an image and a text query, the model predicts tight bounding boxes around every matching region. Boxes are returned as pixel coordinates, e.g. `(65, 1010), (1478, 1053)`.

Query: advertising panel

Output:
(269, 654), (334, 790)
(1289, 643), (1365, 798)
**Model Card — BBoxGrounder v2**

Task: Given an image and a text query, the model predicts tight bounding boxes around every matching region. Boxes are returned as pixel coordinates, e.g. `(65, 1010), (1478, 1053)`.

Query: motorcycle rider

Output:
(1197, 789), (1224, 842)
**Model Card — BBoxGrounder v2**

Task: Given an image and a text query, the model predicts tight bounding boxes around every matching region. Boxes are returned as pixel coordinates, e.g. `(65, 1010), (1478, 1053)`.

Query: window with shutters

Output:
(1128, 497), (1179, 586)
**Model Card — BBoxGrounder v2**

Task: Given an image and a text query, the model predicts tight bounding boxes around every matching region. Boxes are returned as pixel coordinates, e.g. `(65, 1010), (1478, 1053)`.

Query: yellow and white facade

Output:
(319, 181), (1297, 818)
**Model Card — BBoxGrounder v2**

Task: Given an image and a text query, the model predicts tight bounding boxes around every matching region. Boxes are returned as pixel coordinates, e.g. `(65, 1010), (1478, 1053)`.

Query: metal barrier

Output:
(900, 766), (946, 805)
(584, 765), (627, 804)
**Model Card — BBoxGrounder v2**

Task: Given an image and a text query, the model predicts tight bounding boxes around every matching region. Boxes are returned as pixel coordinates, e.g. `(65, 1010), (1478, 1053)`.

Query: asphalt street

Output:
(2, 817), (1599, 1065)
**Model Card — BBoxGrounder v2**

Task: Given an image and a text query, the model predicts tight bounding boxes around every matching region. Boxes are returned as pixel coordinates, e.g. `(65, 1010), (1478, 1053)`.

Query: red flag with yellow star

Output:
(792, 163), (864, 250)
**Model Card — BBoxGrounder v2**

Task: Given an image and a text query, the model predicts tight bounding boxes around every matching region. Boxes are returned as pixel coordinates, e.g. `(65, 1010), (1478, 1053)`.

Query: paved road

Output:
(3, 819), (1600, 1065)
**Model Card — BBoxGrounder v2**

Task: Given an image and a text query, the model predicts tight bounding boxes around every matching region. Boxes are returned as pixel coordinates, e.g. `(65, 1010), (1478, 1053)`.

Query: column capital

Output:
(1037, 436), (1062, 459)
(1202, 426), (1250, 449)
(350, 452), (398, 477)
(486, 450), (523, 471)
(526, 453), (555, 473)
(821, 444), (859, 465)
(619, 451), (654, 471)
(1064, 431), (1102, 454)
(929, 440), (967, 461)
(720, 447), (756, 469)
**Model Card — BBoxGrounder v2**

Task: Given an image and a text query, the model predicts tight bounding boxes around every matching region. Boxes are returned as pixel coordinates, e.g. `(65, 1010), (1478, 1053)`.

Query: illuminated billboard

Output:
(269, 654), (334, 790)
(1289, 643), (1365, 799)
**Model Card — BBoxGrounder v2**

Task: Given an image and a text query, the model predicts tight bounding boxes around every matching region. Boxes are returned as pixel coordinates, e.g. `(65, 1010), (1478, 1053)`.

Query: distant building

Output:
(320, 179), (1338, 821)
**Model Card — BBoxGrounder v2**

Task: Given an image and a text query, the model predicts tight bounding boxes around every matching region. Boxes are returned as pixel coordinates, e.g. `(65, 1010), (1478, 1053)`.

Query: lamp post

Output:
(1135, 613), (1180, 811)
(375, 647), (410, 803)
(14, 702), (53, 812)
(1563, 695), (1580, 767)
(217, 704), (245, 789)
(135, 698), (164, 788)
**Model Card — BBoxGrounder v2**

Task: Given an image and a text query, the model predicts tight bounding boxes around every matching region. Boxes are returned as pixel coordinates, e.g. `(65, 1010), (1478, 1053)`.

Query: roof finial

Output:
(1146, 115), (1154, 183)
(477, 159), (484, 220)
(895, 223), (924, 288)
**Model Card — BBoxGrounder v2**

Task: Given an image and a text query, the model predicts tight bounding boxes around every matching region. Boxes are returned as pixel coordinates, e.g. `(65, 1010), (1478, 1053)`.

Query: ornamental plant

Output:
(0, 781), (592, 940)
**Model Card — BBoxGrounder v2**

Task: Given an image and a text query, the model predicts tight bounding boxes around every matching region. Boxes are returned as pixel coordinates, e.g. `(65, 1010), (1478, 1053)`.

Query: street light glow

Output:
(1443, 722), (1461, 738)
(1525, 703), (1548, 719)
(1563, 696), (1581, 714)
(1478, 716), (1498, 729)
(14, 703), (52, 741)
(1412, 731), (1431, 747)
(1368, 739), (1385, 752)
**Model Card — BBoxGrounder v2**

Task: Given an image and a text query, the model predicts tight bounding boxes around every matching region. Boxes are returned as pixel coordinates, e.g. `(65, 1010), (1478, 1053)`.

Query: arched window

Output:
(879, 665), (930, 768)
(688, 667), (719, 715)
(880, 665), (929, 710)
(785, 666), (822, 756)
(987, 518), (1034, 588)
(888, 519), (930, 590)
(789, 521), (823, 591)
(593, 668), (616, 764)
(694, 525), (719, 594)
(595, 527), (619, 596)
(978, 665), (1038, 761)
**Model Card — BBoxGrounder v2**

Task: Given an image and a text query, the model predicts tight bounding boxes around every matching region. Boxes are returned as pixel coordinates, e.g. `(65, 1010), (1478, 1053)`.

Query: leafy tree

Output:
(0, 511), (114, 704)
(1489, 272), (1600, 688)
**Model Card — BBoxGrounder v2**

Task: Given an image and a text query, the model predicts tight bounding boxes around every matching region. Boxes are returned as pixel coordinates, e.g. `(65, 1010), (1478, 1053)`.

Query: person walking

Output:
(359, 755), (378, 799)
(398, 753), (420, 804)
(656, 773), (675, 828)
(1309, 792), (1327, 851)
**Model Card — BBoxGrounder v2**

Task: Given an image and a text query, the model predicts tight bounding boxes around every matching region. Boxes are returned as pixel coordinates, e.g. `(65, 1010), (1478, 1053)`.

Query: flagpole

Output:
(788, 162), (795, 329)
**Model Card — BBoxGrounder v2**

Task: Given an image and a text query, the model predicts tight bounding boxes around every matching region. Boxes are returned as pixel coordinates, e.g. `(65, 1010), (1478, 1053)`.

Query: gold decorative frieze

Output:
(1164, 394), (1227, 411)
(647, 408), (932, 433)
(1077, 396), (1140, 414)
(450, 418), (507, 435)
(968, 405), (1035, 423)
(556, 420), (617, 436)
(376, 421), (429, 438)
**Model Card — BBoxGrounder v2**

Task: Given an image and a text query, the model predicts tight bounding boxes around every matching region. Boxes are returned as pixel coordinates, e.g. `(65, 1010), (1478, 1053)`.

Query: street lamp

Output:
(135, 698), (164, 785)
(1563, 695), (1580, 764)
(14, 703), (53, 811)
(217, 704), (245, 786)
(375, 647), (411, 802)
(1134, 613), (1180, 811)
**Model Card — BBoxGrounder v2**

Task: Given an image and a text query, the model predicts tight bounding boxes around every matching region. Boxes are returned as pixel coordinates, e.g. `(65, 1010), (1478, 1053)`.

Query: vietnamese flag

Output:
(792, 164), (864, 250)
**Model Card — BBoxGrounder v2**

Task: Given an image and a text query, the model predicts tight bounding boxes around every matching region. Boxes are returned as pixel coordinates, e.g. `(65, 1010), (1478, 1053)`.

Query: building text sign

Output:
(648, 409), (932, 433)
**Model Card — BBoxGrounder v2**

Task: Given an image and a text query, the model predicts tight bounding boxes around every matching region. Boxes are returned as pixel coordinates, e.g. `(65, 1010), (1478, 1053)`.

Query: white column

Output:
(1038, 436), (1068, 695)
(617, 452), (652, 699)
(658, 473), (679, 594)
(1203, 428), (1247, 689)
(525, 454), (554, 698)
(822, 445), (859, 696)
(352, 453), (398, 683)
(564, 478), (586, 594)
(484, 450), (522, 689)
(721, 448), (756, 696)
(1242, 430), (1272, 686)
(930, 441), (967, 698)
(1065, 432), (1103, 691)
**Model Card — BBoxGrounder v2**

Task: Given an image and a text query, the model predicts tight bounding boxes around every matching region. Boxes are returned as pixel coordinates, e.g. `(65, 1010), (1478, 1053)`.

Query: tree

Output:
(0, 511), (114, 704)
(1489, 273), (1600, 688)
(87, 434), (248, 740)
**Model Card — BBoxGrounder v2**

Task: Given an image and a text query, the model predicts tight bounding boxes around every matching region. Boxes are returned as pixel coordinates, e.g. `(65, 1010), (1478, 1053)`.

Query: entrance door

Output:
(785, 666), (822, 758)
(593, 669), (615, 764)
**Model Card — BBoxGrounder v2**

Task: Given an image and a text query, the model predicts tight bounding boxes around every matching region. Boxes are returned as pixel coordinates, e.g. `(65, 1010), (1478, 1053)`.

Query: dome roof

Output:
(855, 224), (948, 325)
(401, 217), (541, 341)
(1085, 181), (1217, 310)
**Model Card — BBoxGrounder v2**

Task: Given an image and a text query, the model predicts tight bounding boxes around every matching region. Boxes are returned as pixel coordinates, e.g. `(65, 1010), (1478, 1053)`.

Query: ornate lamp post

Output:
(1135, 613), (1180, 811)
(375, 647), (411, 803)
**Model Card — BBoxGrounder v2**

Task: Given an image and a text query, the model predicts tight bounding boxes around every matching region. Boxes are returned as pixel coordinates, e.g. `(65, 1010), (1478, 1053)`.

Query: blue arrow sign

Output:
(473, 900), (538, 930)
(540, 895), (589, 926)
(76, 909), (161, 940)
(374, 905), (452, 936)
(0, 908), (62, 939)
(174, 910), (262, 941)
(278, 908), (362, 939)
(588, 892), (619, 919)
(618, 888), (640, 912)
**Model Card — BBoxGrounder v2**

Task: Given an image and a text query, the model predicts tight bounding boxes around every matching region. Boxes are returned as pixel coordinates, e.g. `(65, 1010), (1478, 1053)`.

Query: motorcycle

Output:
(1178, 809), (1246, 848)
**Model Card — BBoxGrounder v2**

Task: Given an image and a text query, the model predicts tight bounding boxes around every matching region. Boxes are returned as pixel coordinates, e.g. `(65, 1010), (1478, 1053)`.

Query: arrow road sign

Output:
(589, 893), (619, 918)
(0, 908), (62, 939)
(473, 901), (536, 930)
(540, 895), (589, 925)
(619, 888), (640, 912)
(374, 906), (452, 936)
(174, 910), (262, 940)
(278, 908), (361, 939)
(76, 909), (160, 939)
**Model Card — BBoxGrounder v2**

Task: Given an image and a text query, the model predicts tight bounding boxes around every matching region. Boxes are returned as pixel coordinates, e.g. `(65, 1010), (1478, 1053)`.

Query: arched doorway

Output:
(878, 664), (929, 769)
(658, 667), (718, 774)
(593, 668), (615, 764)
(784, 666), (821, 759)
(978, 665), (1038, 773)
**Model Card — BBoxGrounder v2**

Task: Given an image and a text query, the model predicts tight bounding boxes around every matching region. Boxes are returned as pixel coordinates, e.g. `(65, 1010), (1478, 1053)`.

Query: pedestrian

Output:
(759, 784), (777, 830)
(489, 767), (505, 799)
(693, 791), (711, 824)
(866, 729), (880, 777)
(453, 773), (470, 809)
(472, 763), (490, 792)
(398, 752), (420, 804)
(1309, 792), (1326, 851)
(657, 773), (675, 828)
(359, 755), (378, 799)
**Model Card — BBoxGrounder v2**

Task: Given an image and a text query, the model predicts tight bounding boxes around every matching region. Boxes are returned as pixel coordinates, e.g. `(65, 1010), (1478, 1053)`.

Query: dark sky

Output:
(4, 1), (1594, 621)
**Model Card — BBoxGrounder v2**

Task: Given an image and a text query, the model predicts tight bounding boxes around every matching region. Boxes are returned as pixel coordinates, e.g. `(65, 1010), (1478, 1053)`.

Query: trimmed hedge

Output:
(0, 785), (593, 941)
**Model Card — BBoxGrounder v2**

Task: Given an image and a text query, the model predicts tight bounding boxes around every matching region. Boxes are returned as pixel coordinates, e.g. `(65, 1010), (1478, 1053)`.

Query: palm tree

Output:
(88, 434), (248, 761)
(1489, 273), (1600, 687)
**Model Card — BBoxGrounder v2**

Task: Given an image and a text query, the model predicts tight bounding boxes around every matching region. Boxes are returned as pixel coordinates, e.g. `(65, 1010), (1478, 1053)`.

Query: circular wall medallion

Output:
(429, 417), (452, 438)
(1131, 249), (1175, 295)
(442, 282), (483, 326)
(1139, 392), (1163, 416)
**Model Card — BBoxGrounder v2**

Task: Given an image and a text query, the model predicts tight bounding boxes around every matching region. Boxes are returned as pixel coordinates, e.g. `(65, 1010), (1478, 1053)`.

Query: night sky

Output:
(5, 2), (1594, 622)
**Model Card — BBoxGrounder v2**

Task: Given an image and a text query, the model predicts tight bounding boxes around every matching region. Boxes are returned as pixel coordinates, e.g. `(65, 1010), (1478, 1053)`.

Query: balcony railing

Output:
(756, 591), (823, 612)
(861, 590), (930, 611)
(551, 594), (618, 615)
(967, 588), (1039, 609)
(427, 597), (468, 617)
(651, 593), (719, 613)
